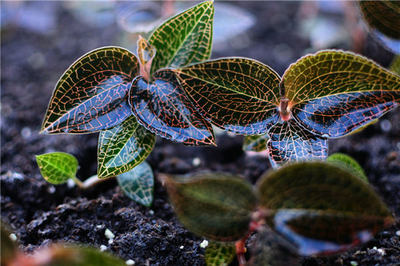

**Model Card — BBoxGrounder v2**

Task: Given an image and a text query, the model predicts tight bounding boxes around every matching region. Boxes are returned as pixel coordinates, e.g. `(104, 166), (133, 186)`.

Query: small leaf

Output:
(174, 58), (281, 135)
(267, 121), (328, 168)
(257, 161), (394, 256)
(242, 134), (269, 152)
(359, 0), (400, 39)
(327, 153), (368, 182)
(163, 173), (257, 241)
(205, 241), (236, 266)
(282, 50), (400, 138)
(129, 70), (215, 145)
(149, 1), (214, 72)
(36, 152), (78, 184)
(41, 47), (138, 134)
(117, 161), (154, 206)
(97, 116), (155, 178)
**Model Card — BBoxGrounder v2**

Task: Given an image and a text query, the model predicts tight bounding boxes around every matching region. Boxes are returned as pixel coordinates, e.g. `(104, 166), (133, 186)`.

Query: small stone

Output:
(199, 239), (208, 248)
(350, 261), (358, 266)
(149, 210), (154, 215)
(126, 260), (135, 265)
(47, 186), (56, 194)
(179, 245), (184, 249)
(380, 120), (391, 132)
(21, 127), (32, 139)
(192, 157), (201, 167)
(108, 239), (114, 245)
(67, 179), (76, 188)
(9, 233), (17, 241)
(96, 224), (103, 229)
(396, 230), (400, 236)
(100, 245), (107, 251)
(105, 228), (115, 239)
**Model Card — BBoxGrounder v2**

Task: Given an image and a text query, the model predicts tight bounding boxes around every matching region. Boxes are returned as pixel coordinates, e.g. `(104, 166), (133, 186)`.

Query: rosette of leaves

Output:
(40, 1), (215, 182)
(172, 51), (400, 167)
(162, 161), (395, 265)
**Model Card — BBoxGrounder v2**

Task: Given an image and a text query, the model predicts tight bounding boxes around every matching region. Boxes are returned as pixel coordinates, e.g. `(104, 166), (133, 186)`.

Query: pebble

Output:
(21, 127), (32, 139)
(96, 224), (103, 229)
(126, 260), (135, 265)
(149, 210), (154, 215)
(67, 179), (76, 188)
(199, 239), (208, 248)
(350, 261), (358, 266)
(9, 233), (17, 241)
(179, 245), (184, 249)
(100, 245), (107, 251)
(396, 230), (400, 236)
(105, 228), (115, 239)
(108, 239), (114, 245)
(192, 157), (201, 167)
(47, 186), (56, 194)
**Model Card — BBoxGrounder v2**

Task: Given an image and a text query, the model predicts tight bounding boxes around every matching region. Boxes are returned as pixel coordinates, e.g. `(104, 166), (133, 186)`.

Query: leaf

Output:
(359, 0), (400, 39)
(243, 134), (269, 152)
(162, 173), (257, 241)
(174, 58), (281, 135)
(327, 153), (368, 182)
(282, 50), (400, 138)
(257, 161), (394, 256)
(129, 70), (215, 145)
(41, 47), (139, 134)
(266, 121), (328, 168)
(149, 1), (214, 72)
(97, 116), (155, 178)
(205, 241), (236, 266)
(36, 152), (78, 184)
(117, 161), (154, 206)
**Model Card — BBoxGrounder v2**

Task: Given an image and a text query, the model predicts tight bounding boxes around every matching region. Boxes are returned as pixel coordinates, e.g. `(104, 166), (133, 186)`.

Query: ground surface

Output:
(1, 1), (399, 265)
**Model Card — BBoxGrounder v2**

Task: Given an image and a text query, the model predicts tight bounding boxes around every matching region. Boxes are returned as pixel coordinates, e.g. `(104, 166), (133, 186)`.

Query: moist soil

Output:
(1, 1), (399, 265)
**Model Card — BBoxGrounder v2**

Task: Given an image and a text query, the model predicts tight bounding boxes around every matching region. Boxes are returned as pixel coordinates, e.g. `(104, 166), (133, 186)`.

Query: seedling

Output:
(161, 160), (395, 265)
(171, 51), (400, 167)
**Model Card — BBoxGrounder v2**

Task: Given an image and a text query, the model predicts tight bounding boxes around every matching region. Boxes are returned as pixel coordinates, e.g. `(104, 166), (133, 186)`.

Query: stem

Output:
(72, 175), (114, 189)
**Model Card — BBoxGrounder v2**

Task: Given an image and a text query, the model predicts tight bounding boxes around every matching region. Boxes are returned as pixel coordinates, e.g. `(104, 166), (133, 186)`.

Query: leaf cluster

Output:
(163, 160), (394, 263)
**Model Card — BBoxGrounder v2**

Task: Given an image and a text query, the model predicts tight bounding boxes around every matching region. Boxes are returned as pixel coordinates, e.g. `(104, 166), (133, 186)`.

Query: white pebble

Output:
(396, 230), (400, 236)
(96, 224), (103, 229)
(21, 127), (32, 139)
(199, 239), (208, 248)
(100, 245), (107, 251)
(149, 210), (154, 215)
(9, 233), (17, 241)
(350, 261), (358, 266)
(179, 245), (184, 249)
(105, 228), (115, 239)
(67, 179), (76, 188)
(108, 239), (114, 245)
(126, 259), (135, 265)
(47, 186), (56, 194)
(192, 157), (201, 167)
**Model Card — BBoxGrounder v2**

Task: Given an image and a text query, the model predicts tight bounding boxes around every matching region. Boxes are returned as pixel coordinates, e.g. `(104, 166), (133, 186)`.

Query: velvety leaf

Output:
(163, 173), (257, 241)
(327, 153), (368, 182)
(243, 134), (269, 152)
(174, 58), (281, 135)
(205, 241), (236, 266)
(149, 1), (214, 72)
(1, 222), (17, 266)
(97, 116), (155, 178)
(266, 121), (328, 168)
(282, 50), (400, 138)
(36, 152), (78, 184)
(129, 70), (215, 145)
(257, 161), (394, 256)
(359, 0), (400, 39)
(117, 161), (154, 206)
(41, 47), (138, 134)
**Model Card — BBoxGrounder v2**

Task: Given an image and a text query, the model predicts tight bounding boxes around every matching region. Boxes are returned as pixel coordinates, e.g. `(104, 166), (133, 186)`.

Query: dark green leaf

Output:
(282, 50), (400, 138)
(163, 173), (257, 241)
(205, 241), (236, 266)
(36, 152), (78, 184)
(41, 47), (138, 134)
(97, 116), (155, 178)
(359, 0), (400, 39)
(129, 70), (215, 145)
(149, 1), (214, 72)
(327, 153), (368, 182)
(257, 161), (394, 256)
(117, 161), (154, 206)
(242, 134), (269, 152)
(174, 58), (281, 135)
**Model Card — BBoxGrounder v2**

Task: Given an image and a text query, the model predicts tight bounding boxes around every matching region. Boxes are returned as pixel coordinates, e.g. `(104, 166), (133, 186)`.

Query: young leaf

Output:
(267, 121), (328, 168)
(129, 70), (215, 145)
(359, 0), (400, 39)
(117, 161), (154, 206)
(97, 116), (155, 178)
(205, 241), (236, 266)
(257, 162), (394, 256)
(162, 173), (257, 241)
(174, 58), (281, 135)
(282, 50), (400, 138)
(36, 152), (78, 184)
(243, 134), (269, 152)
(149, 1), (214, 72)
(327, 153), (368, 182)
(41, 47), (138, 134)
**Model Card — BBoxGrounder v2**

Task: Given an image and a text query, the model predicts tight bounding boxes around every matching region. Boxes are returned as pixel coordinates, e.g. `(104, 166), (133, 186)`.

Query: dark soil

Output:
(1, 1), (399, 265)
